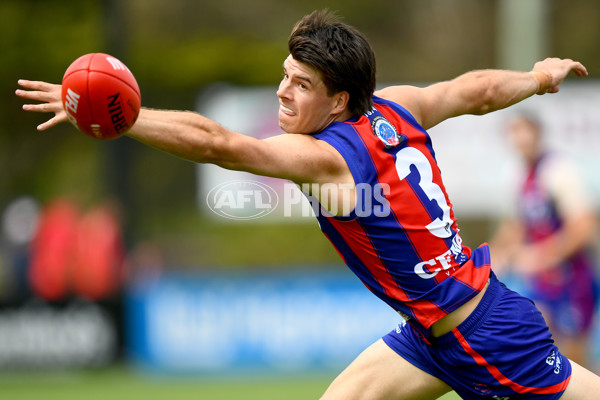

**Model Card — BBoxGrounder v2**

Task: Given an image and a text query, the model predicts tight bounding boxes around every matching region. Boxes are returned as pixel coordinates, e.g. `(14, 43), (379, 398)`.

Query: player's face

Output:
(507, 118), (542, 163)
(277, 55), (348, 134)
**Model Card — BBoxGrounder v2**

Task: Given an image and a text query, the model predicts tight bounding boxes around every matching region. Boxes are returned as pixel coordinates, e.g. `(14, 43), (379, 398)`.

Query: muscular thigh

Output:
(320, 339), (452, 400)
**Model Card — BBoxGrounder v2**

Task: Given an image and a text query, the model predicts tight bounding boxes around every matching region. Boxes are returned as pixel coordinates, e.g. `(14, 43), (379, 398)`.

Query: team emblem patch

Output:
(372, 116), (401, 148)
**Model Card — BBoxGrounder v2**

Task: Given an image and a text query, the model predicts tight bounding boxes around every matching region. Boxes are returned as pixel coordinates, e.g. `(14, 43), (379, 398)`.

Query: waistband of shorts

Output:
(431, 272), (501, 347)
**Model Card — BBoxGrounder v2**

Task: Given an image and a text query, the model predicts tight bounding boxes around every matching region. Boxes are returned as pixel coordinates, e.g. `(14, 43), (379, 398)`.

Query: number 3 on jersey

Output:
(395, 147), (453, 238)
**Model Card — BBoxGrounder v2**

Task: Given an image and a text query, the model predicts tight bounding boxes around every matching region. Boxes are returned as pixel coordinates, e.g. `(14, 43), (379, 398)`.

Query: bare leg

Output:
(320, 339), (452, 400)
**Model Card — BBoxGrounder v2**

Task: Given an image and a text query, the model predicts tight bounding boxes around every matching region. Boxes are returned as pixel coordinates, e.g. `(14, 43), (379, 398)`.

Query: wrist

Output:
(530, 70), (553, 95)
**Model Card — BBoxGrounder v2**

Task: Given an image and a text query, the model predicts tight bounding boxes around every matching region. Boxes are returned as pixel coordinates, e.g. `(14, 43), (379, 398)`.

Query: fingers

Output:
(550, 58), (587, 77)
(16, 88), (59, 103)
(16, 80), (62, 102)
(38, 114), (68, 131)
(17, 79), (60, 92)
(21, 101), (63, 114)
(557, 59), (588, 77)
(547, 86), (560, 94)
(16, 78), (64, 113)
(17, 78), (68, 130)
(573, 62), (588, 77)
(531, 58), (588, 97)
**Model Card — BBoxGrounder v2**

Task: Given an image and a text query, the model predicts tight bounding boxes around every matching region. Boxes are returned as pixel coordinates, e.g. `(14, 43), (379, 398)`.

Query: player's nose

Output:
(276, 78), (292, 100)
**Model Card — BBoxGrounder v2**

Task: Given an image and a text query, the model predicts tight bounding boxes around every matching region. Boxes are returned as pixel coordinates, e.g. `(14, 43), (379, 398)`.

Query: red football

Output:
(61, 53), (141, 140)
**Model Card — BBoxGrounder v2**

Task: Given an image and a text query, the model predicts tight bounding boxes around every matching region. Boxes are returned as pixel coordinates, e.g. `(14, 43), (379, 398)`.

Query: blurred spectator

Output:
(490, 112), (599, 369)
(72, 201), (126, 301)
(28, 198), (126, 301)
(0, 196), (40, 300)
(28, 198), (79, 300)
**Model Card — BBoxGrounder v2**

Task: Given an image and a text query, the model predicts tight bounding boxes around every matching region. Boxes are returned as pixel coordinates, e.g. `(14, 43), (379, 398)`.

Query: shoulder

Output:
(264, 131), (340, 156)
(372, 95), (424, 129)
(374, 85), (424, 122)
(262, 133), (351, 185)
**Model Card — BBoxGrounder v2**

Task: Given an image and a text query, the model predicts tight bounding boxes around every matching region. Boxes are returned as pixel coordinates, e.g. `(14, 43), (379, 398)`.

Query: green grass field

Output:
(0, 366), (461, 399)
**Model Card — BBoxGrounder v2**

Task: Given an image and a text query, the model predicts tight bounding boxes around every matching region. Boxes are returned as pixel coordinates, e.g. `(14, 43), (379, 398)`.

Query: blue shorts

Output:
(383, 273), (572, 399)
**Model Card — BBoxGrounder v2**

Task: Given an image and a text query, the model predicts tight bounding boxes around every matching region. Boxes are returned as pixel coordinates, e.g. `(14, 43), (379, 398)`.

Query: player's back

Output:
(312, 96), (490, 335)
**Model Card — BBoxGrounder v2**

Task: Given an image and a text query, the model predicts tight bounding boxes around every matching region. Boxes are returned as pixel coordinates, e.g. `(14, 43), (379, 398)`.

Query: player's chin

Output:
(278, 117), (297, 134)
(278, 116), (313, 135)
(280, 126), (309, 135)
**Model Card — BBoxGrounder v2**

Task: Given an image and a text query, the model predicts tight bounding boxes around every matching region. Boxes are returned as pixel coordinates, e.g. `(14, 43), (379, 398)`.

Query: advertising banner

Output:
(125, 269), (400, 374)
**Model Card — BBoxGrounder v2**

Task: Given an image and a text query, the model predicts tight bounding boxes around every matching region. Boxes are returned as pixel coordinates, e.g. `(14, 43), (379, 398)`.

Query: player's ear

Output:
(333, 91), (350, 114)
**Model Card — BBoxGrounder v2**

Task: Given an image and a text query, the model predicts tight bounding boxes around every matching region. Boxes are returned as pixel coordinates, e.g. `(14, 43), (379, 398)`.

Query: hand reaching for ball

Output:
(16, 80), (66, 131)
(17, 53), (141, 140)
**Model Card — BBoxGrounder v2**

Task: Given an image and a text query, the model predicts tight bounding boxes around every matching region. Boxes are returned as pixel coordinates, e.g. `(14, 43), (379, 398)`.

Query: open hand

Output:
(532, 57), (588, 94)
(16, 80), (67, 131)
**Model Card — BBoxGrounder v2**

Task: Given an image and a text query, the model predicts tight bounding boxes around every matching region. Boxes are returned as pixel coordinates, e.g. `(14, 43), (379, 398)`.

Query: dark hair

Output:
(288, 10), (376, 117)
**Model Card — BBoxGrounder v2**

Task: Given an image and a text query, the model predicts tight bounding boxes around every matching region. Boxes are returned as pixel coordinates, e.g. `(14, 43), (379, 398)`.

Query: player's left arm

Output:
(376, 57), (588, 130)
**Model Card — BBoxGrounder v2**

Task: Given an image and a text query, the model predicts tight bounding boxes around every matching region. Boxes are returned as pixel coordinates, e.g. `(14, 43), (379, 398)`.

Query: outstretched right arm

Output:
(15, 79), (266, 167)
(15, 79), (260, 167)
(15, 79), (351, 188)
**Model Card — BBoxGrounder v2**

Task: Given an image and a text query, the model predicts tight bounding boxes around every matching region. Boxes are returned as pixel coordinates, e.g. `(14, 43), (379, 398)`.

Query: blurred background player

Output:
(490, 112), (599, 370)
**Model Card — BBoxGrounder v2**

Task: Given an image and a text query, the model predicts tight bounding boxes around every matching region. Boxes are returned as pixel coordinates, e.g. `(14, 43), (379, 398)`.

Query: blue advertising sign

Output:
(125, 269), (401, 374)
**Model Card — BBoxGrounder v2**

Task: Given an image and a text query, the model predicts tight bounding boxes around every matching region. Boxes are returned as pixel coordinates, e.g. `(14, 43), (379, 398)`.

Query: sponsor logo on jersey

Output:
(414, 234), (466, 279)
(546, 350), (563, 374)
(395, 319), (408, 333)
(371, 116), (402, 148)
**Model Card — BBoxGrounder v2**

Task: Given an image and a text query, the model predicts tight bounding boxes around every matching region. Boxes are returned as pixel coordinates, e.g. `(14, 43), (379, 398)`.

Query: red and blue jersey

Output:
(313, 96), (491, 337)
(517, 154), (598, 334)
(520, 154), (563, 242)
